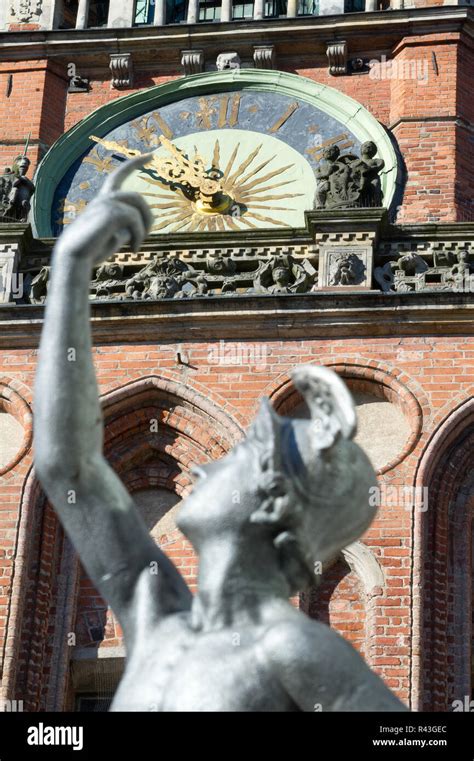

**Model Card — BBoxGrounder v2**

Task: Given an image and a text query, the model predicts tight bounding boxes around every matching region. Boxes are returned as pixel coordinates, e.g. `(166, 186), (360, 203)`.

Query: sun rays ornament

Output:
(90, 129), (315, 233)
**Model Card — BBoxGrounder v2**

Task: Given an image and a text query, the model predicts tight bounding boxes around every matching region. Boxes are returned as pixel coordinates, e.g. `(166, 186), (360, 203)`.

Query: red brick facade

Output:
(0, 6), (473, 712)
(0, 336), (473, 709)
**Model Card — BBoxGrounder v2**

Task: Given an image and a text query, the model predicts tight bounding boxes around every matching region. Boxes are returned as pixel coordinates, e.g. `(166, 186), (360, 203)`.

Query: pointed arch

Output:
(411, 396), (474, 711)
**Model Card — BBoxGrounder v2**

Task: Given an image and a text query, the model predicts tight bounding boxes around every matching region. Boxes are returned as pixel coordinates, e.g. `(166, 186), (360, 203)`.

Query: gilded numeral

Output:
(217, 94), (242, 129)
(268, 101), (299, 133)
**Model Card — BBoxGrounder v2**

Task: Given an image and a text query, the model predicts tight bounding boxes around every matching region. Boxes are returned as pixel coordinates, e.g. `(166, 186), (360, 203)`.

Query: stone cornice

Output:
(0, 8), (472, 65)
(18, 217), (474, 260)
(0, 292), (473, 349)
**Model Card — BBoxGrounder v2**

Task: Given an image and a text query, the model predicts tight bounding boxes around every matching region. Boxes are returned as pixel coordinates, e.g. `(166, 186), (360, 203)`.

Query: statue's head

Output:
(272, 266), (291, 286)
(177, 366), (378, 593)
(14, 156), (30, 176)
(323, 145), (340, 162)
(361, 141), (378, 159)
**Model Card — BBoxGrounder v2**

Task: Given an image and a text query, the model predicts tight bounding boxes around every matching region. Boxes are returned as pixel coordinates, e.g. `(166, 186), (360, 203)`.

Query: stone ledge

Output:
(0, 8), (471, 64)
(0, 291), (473, 347)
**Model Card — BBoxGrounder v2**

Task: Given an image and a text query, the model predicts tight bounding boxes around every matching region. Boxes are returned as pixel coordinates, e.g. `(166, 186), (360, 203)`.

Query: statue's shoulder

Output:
(261, 610), (407, 712)
(262, 609), (343, 668)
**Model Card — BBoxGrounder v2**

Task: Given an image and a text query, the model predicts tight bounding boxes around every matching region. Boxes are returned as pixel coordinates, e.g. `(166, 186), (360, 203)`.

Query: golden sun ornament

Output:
(145, 138), (303, 233)
(90, 132), (308, 234)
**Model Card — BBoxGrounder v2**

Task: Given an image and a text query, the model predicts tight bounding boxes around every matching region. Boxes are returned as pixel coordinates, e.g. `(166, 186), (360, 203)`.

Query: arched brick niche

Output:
(68, 375), (244, 706)
(301, 541), (384, 669)
(269, 362), (423, 475)
(412, 397), (474, 712)
(2, 473), (63, 713)
(0, 378), (32, 476)
(7, 375), (244, 711)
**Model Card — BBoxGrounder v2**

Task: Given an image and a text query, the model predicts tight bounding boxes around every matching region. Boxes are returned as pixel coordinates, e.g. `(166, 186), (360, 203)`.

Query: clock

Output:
(35, 71), (397, 238)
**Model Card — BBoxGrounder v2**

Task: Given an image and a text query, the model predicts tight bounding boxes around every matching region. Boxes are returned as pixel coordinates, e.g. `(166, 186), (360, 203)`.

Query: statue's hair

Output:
(247, 366), (364, 593)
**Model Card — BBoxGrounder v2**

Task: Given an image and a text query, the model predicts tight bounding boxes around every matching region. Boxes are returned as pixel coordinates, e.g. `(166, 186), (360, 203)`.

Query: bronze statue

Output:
(314, 141), (385, 210)
(0, 155), (35, 222)
(34, 156), (406, 712)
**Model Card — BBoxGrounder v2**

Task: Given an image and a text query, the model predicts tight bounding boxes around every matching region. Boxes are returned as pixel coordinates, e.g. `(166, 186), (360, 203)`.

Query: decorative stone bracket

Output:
(326, 41), (348, 76)
(181, 50), (204, 76)
(253, 45), (276, 70)
(109, 53), (133, 89)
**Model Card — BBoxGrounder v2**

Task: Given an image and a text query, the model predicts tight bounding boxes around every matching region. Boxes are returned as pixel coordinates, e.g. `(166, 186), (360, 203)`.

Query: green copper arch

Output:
(32, 69), (400, 238)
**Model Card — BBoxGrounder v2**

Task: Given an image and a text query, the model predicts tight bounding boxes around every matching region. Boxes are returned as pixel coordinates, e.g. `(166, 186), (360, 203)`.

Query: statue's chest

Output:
(111, 625), (293, 712)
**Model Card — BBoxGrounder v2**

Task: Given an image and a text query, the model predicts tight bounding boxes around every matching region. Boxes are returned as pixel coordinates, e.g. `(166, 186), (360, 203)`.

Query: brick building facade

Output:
(0, 1), (473, 712)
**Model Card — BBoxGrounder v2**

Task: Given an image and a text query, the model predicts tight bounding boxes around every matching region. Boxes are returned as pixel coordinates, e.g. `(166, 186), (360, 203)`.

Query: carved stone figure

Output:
(34, 156), (407, 712)
(28, 266), (50, 304)
(206, 254), (237, 277)
(445, 249), (473, 292)
(9, 0), (42, 23)
(328, 252), (365, 287)
(314, 145), (344, 209)
(314, 141), (384, 210)
(68, 75), (90, 94)
(91, 263), (126, 299)
(216, 52), (241, 71)
(350, 142), (385, 208)
(125, 255), (206, 300)
(0, 156), (35, 223)
(374, 253), (429, 293)
(253, 254), (315, 294)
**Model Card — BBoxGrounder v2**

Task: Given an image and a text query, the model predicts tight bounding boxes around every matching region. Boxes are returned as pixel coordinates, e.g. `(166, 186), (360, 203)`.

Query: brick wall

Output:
(0, 335), (473, 709)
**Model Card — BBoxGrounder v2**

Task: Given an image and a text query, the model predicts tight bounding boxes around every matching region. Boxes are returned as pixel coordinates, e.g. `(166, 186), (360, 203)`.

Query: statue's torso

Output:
(111, 611), (298, 712)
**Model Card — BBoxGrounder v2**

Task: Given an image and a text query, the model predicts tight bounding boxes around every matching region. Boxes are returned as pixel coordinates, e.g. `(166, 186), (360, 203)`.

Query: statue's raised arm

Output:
(34, 157), (192, 648)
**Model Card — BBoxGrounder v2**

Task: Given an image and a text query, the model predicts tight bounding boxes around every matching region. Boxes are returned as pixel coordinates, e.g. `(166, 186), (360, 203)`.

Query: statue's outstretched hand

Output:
(55, 154), (154, 265)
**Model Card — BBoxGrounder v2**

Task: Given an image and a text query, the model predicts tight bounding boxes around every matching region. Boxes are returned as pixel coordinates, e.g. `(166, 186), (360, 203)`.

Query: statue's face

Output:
(361, 141), (377, 159)
(16, 158), (29, 175)
(178, 413), (378, 576)
(176, 440), (260, 542)
(324, 147), (340, 162)
(273, 267), (290, 285)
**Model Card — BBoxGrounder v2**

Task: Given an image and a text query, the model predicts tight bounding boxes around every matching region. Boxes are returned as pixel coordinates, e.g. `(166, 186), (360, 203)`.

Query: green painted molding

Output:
(32, 69), (400, 238)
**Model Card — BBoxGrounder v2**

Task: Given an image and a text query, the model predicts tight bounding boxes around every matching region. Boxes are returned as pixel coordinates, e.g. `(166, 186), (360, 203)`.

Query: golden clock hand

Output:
(158, 135), (223, 196)
(90, 135), (146, 162)
(89, 134), (226, 210)
(89, 135), (202, 190)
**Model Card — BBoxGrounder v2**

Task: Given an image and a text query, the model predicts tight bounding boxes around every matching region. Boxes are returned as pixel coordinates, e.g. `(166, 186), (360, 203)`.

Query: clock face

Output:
(53, 90), (363, 236)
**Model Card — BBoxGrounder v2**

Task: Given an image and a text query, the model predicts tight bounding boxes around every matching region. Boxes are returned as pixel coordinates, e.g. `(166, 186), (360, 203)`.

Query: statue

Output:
(374, 252), (429, 293)
(252, 254), (315, 294)
(314, 141), (384, 210)
(216, 52), (241, 71)
(0, 155), (35, 223)
(125, 255), (207, 300)
(34, 155), (407, 712)
(328, 252), (365, 287)
(27, 266), (50, 304)
(91, 263), (126, 300)
(445, 249), (473, 292)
